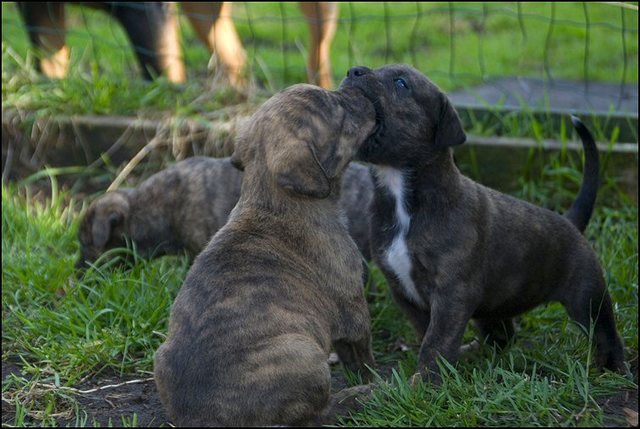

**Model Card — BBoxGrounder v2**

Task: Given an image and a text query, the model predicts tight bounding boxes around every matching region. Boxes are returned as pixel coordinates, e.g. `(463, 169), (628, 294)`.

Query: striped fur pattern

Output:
(154, 84), (377, 426)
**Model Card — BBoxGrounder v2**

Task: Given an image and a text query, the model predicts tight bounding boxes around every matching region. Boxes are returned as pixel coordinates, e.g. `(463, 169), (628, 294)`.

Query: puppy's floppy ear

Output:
(230, 138), (248, 171)
(269, 137), (337, 198)
(82, 192), (130, 248)
(434, 93), (466, 148)
(230, 120), (256, 171)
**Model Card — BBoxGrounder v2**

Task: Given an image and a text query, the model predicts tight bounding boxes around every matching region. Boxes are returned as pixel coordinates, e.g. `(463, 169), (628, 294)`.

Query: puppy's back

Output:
(131, 157), (243, 255)
(154, 215), (338, 426)
(460, 178), (598, 315)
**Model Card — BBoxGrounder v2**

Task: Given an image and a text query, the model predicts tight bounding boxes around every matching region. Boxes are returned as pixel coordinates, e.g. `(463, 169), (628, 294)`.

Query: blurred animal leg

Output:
(300, 2), (338, 89)
(182, 2), (247, 89)
(18, 2), (69, 78)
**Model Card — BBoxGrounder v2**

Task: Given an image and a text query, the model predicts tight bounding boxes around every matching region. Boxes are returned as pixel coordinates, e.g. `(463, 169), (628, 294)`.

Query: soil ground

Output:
(3, 357), (638, 427)
(2, 359), (399, 427)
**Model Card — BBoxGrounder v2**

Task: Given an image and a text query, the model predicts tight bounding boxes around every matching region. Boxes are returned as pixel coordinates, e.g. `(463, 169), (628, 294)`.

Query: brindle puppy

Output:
(77, 157), (374, 269)
(341, 64), (625, 384)
(154, 84), (377, 426)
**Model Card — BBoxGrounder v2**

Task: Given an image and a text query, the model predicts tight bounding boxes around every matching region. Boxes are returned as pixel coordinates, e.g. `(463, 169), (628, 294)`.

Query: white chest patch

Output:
(374, 167), (426, 308)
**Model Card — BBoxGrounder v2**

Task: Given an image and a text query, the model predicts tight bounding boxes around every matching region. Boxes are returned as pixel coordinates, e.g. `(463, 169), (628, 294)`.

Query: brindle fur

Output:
(77, 157), (373, 269)
(154, 84), (377, 426)
(341, 64), (625, 383)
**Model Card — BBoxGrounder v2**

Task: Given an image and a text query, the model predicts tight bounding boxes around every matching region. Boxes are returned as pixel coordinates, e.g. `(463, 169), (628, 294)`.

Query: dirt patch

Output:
(2, 362), (166, 427)
(65, 375), (166, 427)
(599, 389), (639, 427)
(1, 359), (398, 427)
(3, 357), (639, 427)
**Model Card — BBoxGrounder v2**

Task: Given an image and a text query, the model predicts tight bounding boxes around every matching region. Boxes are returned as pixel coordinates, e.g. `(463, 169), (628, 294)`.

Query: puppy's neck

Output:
(237, 166), (342, 219)
(373, 149), (460, 209)
(412, 149), (461, 190)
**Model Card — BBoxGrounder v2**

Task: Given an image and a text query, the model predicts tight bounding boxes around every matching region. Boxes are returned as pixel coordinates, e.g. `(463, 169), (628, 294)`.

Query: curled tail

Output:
(564, 116), (600, 233)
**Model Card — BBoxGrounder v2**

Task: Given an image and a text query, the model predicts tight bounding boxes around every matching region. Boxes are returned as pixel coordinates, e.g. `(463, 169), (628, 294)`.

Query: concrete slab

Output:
(448, 77), (638, 144)
(448, 77), (637, 115)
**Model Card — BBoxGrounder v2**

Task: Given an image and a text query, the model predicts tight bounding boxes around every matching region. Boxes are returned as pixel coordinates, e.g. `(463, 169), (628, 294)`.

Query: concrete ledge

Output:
(456, 104), (638, 148)
(2, 110), (637, 199)
(449, 77), (638, 144)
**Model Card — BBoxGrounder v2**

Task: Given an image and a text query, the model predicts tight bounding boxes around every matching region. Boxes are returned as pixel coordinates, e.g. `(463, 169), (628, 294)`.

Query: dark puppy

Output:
(154, 84), (377, 426)
(341, 64), (625, 383)
(77, 157), (373, 269)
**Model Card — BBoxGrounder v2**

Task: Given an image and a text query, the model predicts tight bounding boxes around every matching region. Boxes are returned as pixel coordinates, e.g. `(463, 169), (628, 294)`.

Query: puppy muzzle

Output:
(339, 69), (385, 151)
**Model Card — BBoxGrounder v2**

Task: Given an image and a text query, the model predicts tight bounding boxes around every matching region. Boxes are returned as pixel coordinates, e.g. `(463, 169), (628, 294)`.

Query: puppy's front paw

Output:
(458, 339), (481, 355)
(408, 368), (441, 388)
(408, 371), (423, 388)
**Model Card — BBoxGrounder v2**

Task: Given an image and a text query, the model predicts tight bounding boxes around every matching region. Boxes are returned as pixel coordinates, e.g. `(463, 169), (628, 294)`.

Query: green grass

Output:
(2, 2), (638, 121)
(1, 181), (190, 426)
(2, 1), (638, 426)
(2, 184), (189, 381)
(343, 355), (634, 426)
(2, 155), (638, 426)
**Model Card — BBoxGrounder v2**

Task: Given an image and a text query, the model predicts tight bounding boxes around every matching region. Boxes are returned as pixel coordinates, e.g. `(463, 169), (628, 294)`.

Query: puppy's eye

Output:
(394, 78), (409, 90)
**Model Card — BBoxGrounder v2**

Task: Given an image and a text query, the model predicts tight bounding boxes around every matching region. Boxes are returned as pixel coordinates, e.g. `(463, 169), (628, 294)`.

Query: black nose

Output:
(346, 66), (371, 78)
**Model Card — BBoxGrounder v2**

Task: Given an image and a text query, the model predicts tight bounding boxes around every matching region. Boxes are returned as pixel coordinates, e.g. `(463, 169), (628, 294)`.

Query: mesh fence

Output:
(3, 2), (637, 96)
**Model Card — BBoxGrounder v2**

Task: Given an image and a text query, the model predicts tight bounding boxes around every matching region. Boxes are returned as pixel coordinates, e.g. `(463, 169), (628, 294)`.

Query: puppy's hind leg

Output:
(315, 383), (375, 426)
(330, 328), (376, 423)
(458, 318), (515, 357)
(333, 335), (375, 383)
(561, 281), (625, 373)
(389, 286), (431, 339)
(473, 317), (516, 350)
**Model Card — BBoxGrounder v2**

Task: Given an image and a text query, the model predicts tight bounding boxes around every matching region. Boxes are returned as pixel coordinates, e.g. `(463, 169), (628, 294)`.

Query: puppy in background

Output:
(341, 64), (625, 384)
(154, 83), (377, 426)
(77, 157), (373, 269)
(77, 157), (240, 269)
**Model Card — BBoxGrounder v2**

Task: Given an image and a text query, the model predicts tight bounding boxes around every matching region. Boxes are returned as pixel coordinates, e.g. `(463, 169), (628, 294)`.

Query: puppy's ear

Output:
(435, 94), (466, 148)
(84, 193), (130, 248)
(269, 138), (336, 198)
(230, 137), (250, 171)
(230, 120), (255, 171)
(79, 207), (96, 247)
